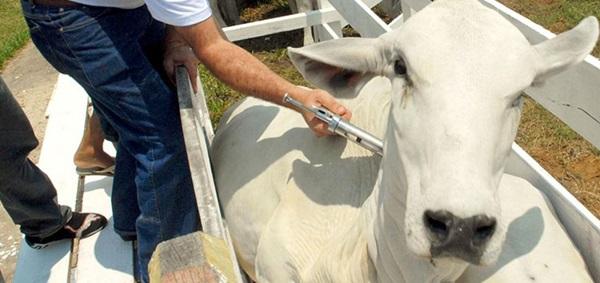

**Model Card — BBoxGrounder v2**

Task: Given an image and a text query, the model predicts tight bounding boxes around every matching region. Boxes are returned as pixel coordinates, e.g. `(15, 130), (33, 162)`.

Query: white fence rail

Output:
(479, 0), (600, 151)
(175, 67), (246, 282)
(328, 0), (390, 37)
(222, 0), (382, 41)
(219, 0), (600, 280)
(224, 0), (600, 151)
(223, 6), (341, 42)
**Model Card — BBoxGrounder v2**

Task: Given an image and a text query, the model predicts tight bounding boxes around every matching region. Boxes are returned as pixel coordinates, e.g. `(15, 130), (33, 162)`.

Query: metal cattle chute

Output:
(166, 1), (600, 281)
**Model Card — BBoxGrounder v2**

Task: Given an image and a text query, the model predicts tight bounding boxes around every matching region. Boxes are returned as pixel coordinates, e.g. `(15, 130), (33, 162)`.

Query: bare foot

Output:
(73, 148), (115, 170)
(74, 109), (115, 173)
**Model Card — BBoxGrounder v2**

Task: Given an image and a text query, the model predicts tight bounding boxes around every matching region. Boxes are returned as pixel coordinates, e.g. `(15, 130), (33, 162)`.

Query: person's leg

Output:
(0, 75), (70, 238)
(73, 109), (115, 175)
(20, 3), (199, 281)
(111, 141), (139, 241)
(0, 76), (107, 248)
(93, 104), (119, 143)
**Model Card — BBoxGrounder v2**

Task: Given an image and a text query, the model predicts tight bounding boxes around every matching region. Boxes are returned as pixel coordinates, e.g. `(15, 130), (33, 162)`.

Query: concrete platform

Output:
(12, 75), (134, 283)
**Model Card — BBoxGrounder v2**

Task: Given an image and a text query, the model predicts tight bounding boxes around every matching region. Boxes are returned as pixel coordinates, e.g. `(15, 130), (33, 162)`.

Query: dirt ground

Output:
(0, 42), (58, 283)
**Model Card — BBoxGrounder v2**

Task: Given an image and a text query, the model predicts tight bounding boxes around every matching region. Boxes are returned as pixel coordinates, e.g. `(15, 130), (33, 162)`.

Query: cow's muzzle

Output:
(424, 210), (497, 264)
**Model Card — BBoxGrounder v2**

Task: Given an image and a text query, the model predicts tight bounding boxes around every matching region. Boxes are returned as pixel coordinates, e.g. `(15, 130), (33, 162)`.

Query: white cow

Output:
(211, 0), (599, 282)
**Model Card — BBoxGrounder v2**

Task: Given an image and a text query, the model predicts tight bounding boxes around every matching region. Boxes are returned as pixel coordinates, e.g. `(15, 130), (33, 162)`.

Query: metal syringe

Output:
(283, 94), (383, 156)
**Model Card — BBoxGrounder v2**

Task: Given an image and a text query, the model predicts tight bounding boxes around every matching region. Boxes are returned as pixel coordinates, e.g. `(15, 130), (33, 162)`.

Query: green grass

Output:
(0, 0), (28, 70)
(201, 47), (307, 127)
(200, 65), (244, 126)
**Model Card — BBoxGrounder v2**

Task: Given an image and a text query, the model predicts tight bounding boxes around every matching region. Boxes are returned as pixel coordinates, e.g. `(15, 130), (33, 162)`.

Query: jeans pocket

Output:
(60, 6), (112, 32)
(24, 17), (69, 73)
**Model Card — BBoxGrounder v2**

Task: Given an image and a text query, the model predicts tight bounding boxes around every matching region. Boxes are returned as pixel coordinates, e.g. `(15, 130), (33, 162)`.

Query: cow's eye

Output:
(394, 59), (407, 75)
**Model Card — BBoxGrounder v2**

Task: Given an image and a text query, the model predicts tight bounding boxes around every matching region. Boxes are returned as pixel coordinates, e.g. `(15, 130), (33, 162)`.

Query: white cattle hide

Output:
(458, 175), (591, 282)
(211, 0), (598, 282)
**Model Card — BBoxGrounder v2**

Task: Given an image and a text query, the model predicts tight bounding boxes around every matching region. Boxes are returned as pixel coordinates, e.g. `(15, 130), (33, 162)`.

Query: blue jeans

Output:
(20, 2), (200, 281)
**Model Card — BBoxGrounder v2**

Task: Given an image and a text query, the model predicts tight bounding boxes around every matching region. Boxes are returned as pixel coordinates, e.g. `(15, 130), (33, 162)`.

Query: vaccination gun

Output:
(283, 94), (383, 156)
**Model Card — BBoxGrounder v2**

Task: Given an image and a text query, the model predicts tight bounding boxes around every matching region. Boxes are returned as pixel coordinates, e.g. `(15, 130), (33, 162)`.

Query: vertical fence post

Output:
(313, 0), (343, 42)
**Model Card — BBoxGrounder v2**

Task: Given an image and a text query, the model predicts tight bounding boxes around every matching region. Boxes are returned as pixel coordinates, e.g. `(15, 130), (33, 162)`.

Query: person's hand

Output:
(293, 88), (352, 137)
(163, 43), (200, 92)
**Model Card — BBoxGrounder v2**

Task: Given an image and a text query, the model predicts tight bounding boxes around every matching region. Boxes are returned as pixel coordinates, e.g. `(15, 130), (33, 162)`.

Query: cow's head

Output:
(289, 0), (597, 268)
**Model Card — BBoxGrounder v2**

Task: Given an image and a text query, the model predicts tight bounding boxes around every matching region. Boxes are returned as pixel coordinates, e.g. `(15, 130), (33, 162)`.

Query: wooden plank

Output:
(223, 7), (341, 42)
(480, 0), (600, 150)
(328, 0), (391, 37)
(75, 142), (134, 283)
(176, 67), (223, 237)
(310, 0), (338, 42)
(506, 143), (600, 281)
(289, 0), (317, 45)
(301, 0), (384, 33)
(223, 0), (383, 42)
(175, 67), (245, 282)
(13, 74), (87, 283)
(149, 232), (236, 283)
(355, 0), (387, 28)
(189, 75), (215, 145)
(314, 22), (342, 41)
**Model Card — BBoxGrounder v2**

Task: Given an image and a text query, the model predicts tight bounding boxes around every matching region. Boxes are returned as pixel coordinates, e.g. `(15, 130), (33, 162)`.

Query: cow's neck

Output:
(364, 158), (417, 283)
(362, 119), (470, 283)
(302, 78), (387, 282)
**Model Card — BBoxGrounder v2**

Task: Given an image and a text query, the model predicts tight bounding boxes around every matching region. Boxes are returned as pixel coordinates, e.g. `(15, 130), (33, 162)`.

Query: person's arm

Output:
(171, 17), (352, 137)
(163, 25), (200, 92)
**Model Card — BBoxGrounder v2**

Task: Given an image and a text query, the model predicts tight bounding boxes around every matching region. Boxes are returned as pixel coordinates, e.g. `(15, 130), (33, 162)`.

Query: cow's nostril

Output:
(426, 216), (448, 234)
(473, 216), (496, 245)
(475, 225), (494, 238)
(424, 210), (452, 242)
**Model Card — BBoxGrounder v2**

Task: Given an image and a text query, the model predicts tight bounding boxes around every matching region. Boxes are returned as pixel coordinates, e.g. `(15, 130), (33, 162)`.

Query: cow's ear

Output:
(288, 37), (386, 97)
(533, 16), (599, 85)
